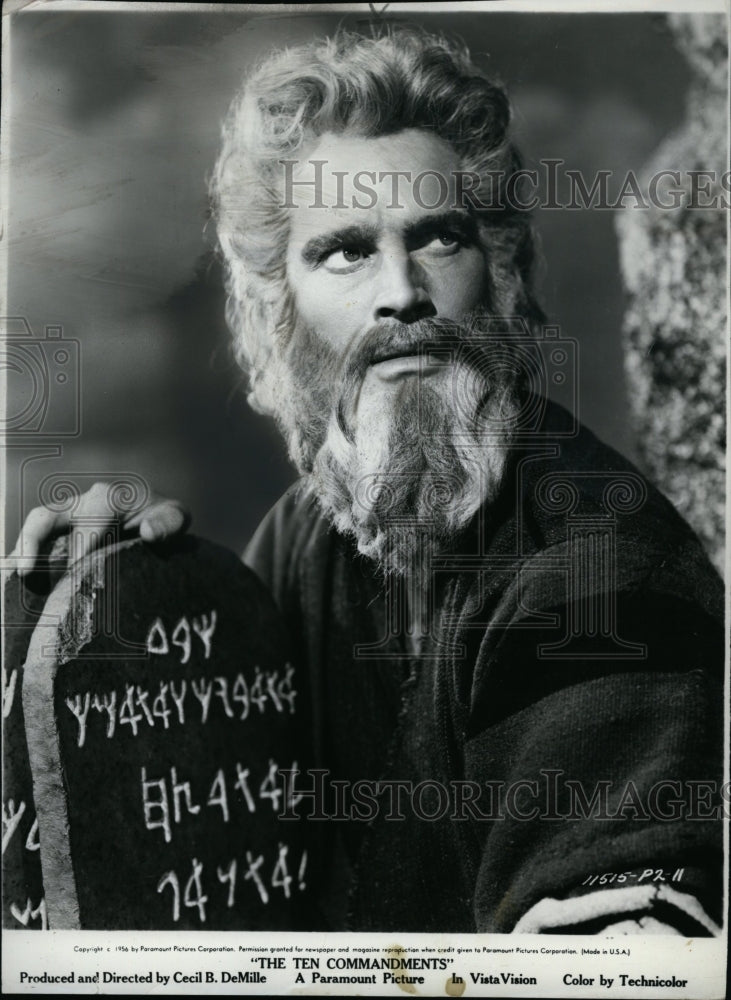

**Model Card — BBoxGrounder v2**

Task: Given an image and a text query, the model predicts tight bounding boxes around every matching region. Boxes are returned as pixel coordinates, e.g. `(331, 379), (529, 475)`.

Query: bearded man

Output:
(13, 29), (724, 935)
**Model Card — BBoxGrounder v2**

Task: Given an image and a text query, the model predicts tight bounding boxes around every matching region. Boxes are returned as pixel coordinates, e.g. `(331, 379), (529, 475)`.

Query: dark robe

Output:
(244, 399), (724, 933)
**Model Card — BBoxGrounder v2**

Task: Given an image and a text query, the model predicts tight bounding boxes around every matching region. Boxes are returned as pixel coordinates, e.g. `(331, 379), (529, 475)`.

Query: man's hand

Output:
(9, 481), (189, 577)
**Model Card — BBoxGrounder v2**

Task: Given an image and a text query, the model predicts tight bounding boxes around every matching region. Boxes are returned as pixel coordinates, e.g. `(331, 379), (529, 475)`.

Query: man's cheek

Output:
(291, 280), (368, 354)
(430, 251), (488, 318)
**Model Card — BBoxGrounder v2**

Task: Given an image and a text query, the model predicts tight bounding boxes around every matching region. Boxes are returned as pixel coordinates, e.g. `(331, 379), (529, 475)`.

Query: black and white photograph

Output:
(2, 0), (728, 996)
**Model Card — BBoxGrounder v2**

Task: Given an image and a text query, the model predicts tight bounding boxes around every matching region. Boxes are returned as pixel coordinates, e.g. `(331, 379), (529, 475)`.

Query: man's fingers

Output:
(67, 482), (118, 566)
(10, 483), (190, 578)
(67, 520), (116, 567)
(68, 490), (189, 560)
(138, 501), (190, 542)
(10, 482), (115, 576)
(10, 506), (69, 577)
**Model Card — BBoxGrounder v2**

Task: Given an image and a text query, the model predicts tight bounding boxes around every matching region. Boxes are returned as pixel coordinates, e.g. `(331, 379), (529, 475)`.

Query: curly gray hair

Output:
(210, 27), (544, 418)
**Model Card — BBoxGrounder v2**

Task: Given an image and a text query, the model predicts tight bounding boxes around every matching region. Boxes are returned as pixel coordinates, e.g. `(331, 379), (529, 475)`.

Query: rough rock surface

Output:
(616, 13), (727, 575)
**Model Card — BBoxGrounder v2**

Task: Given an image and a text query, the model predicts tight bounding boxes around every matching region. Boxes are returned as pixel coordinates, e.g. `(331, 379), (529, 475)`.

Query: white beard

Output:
(272, 314), (524, 576)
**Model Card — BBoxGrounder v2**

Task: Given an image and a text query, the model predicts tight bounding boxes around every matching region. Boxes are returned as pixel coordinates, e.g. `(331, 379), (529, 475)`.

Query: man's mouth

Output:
(369, 349), (445, 381)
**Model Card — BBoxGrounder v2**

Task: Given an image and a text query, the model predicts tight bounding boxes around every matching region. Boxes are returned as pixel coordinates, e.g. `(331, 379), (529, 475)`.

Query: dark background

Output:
(6, 7), (696, 555)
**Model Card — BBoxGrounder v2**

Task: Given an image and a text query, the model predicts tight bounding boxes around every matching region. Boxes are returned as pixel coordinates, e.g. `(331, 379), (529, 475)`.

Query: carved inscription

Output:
(3, 565), (50, 929)
(64, 662), (297, 746)
(23, 538), (310, 929)
(141, 759), (302, 843)
(146, 612), (217, 663)
(156, 843), (308, 923)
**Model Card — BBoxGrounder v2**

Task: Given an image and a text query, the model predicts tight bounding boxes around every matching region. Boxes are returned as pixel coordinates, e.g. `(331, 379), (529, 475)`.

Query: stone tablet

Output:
(2, 555), (66, 931)
(20, 536), (313, 930)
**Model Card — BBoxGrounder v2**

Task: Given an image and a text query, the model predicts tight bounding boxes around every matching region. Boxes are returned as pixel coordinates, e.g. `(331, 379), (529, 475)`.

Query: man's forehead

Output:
(286, 128), (465, 216)
(296, 128), (460, 173)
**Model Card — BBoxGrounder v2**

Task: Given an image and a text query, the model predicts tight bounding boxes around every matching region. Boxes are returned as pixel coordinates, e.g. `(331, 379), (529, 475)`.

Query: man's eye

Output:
(323, 246), (370, 271)
(421, 232), (463, 255)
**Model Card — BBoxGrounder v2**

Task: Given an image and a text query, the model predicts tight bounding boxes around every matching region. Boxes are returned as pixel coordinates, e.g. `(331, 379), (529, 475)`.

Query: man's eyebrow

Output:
(300, 224), (379, 266)
(405, 210), (478, 243)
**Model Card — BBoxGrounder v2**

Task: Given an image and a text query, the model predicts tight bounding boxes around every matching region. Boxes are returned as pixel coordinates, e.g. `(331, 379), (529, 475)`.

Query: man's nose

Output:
(373, 252), (436, 324)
